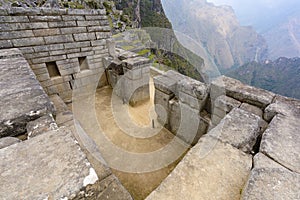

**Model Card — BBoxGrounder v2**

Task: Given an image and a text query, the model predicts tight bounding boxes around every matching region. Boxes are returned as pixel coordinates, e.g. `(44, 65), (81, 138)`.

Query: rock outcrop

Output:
(0, 48), (55, 138)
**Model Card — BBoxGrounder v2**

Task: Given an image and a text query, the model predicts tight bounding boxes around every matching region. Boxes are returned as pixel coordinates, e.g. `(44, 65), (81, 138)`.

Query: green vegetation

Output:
(226, 58), (300, 99)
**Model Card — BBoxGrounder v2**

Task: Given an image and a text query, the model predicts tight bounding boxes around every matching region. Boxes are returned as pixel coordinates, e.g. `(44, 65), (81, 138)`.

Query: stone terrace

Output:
(0, 48), (132, 199)
(148, 71), (300, 199)
(0, 7), (111, 102)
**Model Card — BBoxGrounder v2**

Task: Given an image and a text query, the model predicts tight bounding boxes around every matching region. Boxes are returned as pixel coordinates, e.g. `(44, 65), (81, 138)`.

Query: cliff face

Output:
(161, 0), (268, 70)
(111, 0), (172, 28)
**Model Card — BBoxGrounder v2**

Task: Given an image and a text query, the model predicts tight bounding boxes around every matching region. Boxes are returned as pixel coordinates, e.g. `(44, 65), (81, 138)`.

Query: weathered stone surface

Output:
(177, 78), (208, 111)
(0, 49), (55, 137)
(211, 76), (275, 108)
(208, 108), (265, 153)
(26, 113), (58, 138)
(0, 137), (20, 149)
(240, 103), (263, 118)
(260, 114), (300, 173)
(0, 128), (132, 199)
(214, 95), (241, 113)
(170, 102), (209, 145)
(242, 153), (300, 200)
(264, 95), (300, 122)
(122, 56), (150, 69)
(50, 94), (74, 127)
(153, 70), (187, 95)
(146, 136), (252, 200)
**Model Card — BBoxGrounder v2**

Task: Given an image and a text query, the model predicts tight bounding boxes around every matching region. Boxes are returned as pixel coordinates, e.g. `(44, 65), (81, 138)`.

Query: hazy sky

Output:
(207, 0), (300, 31)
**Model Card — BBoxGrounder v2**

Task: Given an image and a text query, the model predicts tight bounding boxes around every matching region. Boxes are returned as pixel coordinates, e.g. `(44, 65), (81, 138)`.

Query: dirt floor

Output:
(92, 79), (188, 199)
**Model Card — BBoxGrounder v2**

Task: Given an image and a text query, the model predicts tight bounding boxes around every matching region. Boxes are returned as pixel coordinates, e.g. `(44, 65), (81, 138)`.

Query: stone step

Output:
(146, 136), (252, 200)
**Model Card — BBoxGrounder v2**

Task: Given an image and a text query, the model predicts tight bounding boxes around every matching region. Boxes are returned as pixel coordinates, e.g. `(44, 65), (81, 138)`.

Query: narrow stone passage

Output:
(92, 79), (188, 199)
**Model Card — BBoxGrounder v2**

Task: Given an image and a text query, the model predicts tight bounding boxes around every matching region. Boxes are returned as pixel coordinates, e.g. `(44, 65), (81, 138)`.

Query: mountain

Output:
(226, 57), (300, 99)
(161, 0), (268, 70)
(207, 0), (300, 59)
(262, 12), (300, 59)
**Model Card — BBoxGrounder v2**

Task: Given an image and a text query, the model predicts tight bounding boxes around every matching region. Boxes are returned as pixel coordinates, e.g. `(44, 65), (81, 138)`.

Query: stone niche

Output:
(153, 70), (209, 145)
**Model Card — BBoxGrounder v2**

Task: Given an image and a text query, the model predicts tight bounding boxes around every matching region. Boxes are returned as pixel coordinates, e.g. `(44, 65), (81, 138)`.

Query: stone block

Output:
(178, 91), (207, 111)
(60, 27), (87, 34)
(28, 16), (62, 22)
(173, 103), (208, 145)
(264, 95), (300, 122)
(177, 78), (208, 100)
(0, 8), (8, 15)
(33, 28), (60, 37)
(211, 112), (224, 125)
(36, 73), (50, 82)
(32, 67), (48, 76)
(208, 108), (265, 153)
(19, 47), (35, 54)
(77, 20), (100, 27)
(8, 7), (42, 15)
(146, 136), (252, 200)
(64, 41), (91, 49)
(41, 8), (67, 15)
(73, 32), (96, 41)
(153, 75), (177, 95)
(49, 48), (80, 56)
(242, 153), (300, 200)
(122, 57), (150, 70)
(26, 113), (58, 139)
(48, 21), (77, 28)
(44, 35), (74, 44)
(0, 16), (29, 23)
(211, 76), (275, 109)
(33, 44), (64, 52)
(95, 32), (111, 39)
(213, 95), (241, 112)
(240, 103), (263, 118)
(0, 49), (55, 138)
(212, 106), (227, 119)
(62, 15), (85, 21)
(31, 55), (66, 64)
(0, 128), (132, 199)
(87, 26), (110, 32)
(0, 30), (34, 40)
(0, 40), (13, 49)
(260, 114), (300, 173)
(67, 9), (99, 15)
(0, 137), (20, 149)
(12, 37), (45, 47)
(22, 22), (49, 29)
(23, 52), (49, 59)
(67, 51), (94, 59)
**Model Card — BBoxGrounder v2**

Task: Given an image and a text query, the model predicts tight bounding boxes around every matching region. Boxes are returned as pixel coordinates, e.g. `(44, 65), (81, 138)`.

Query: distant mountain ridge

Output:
(161, 0), (268, 70)
(226, 57), (300, 99)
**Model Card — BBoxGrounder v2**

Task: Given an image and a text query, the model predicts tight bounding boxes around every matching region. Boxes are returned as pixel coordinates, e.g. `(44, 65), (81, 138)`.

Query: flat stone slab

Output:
(153, 70), (187, 95)
(0, 137), (20, 149)
(208, 108), (265, 153)
(214, 95), (241, 112)
(260, 114), (300, 173)
(0, 48), (55, 137)
(242, 153), (300, 200)
(146, 136), (252, 200)
(211, 76), (275, 109)
(0, 127), (131, 199)
(264, 95), (300, 122)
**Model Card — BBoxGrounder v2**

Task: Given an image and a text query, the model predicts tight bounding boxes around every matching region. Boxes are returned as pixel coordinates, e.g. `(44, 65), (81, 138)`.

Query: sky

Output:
(206, 0), (300, 32)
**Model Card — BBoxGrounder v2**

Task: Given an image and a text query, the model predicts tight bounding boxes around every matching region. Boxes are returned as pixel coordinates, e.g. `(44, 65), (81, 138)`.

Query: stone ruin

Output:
(0, 6), (299, 200)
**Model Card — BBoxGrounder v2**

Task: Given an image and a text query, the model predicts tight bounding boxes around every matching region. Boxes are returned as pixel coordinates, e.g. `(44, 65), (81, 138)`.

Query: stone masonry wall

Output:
(0, 7), (111, 102)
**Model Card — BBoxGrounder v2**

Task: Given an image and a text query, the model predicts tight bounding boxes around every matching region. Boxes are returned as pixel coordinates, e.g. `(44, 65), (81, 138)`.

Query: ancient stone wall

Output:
(0, 7), (111, 102)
